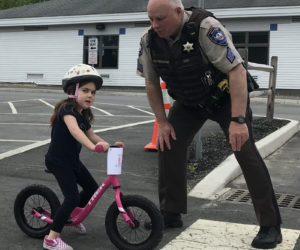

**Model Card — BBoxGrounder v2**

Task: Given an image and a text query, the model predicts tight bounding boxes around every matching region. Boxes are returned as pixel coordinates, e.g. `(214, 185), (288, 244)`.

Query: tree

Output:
(0, 0), (49, 10)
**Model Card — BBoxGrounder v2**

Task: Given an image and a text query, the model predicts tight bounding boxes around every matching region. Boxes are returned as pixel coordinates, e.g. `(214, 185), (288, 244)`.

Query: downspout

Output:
(198, 0), (205, 8)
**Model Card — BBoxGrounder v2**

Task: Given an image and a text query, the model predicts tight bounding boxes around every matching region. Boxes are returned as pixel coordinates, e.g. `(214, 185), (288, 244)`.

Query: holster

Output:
(201, 79), (230, 114)
(247, 70), (259, 92)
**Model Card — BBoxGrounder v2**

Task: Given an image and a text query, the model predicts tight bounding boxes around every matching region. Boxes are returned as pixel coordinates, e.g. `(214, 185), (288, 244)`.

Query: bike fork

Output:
(31, 208), (53, 224)
(114, 187), (136, 228)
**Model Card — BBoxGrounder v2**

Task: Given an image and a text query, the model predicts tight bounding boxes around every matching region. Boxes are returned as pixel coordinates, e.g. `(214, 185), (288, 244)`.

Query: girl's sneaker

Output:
(73, 223), (86, 234)
(43, 236), (73, 250)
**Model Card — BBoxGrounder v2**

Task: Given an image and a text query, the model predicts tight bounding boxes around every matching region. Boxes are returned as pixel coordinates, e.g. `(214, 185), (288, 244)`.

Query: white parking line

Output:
(0, 98), (40, 104)
(39, 99), (54, 109)
(0, 139), (39, 142)
(0, 123), (49, 126)
(91, 106), (113, 116)
(0, 113), (51, 115)
(0, 119), (155, 161)
(8, 102), (17, 114)
(0, 139), (51, 160)
(127, 105), (154, 115)
(0, 113), (152, 118)
(94, 119), (155, 133)
(162, 219), (300, 250)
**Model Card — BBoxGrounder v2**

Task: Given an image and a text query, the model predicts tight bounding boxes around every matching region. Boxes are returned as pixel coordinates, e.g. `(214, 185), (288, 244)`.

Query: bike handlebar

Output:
(95, 144), (122, 153)
(95, 144), (104, 153)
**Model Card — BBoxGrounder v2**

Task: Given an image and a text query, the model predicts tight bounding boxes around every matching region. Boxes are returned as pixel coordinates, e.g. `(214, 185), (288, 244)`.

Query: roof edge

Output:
(212, 5), (300, 19)
(0, 12), (148, 27)
(0, 6), (300, 27)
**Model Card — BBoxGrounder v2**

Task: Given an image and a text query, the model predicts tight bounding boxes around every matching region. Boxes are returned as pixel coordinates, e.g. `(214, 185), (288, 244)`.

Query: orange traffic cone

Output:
(161, 81), (171, 113)
(144, 120), (158, 150)
(144, 82), (171, 150)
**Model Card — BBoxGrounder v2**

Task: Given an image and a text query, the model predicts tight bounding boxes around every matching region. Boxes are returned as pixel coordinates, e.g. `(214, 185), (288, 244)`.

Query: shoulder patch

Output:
(138, 41), (143, 57)
(207, 27), (227, 46)
(137, 59), (143, 73)
(226, 47), (236, 63)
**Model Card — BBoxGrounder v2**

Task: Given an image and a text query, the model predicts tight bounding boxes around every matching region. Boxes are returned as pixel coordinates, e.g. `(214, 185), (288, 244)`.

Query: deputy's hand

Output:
(229, 122), (249, 151)
(157, 121), (176, 152)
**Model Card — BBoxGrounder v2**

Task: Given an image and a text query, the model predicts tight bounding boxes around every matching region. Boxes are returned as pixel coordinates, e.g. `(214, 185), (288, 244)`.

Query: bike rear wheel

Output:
(14, 184), (60, 238)
(105, 195), (163, 250)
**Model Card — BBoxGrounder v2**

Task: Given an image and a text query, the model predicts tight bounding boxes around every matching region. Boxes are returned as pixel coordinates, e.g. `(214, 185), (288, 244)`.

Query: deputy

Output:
(137, 0), (282, 249)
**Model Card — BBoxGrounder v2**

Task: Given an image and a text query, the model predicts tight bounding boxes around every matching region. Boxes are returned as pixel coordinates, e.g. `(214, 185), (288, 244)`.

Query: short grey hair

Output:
(169, 0), (184, 9)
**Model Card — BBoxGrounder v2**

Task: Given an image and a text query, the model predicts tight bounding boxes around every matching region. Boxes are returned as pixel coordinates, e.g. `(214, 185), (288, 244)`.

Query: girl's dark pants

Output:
(46, 161), (98, 233)
(158, 99), (282, 227)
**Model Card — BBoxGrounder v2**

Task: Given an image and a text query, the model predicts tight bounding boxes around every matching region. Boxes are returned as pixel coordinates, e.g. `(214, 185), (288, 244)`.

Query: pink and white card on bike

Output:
(107, 147), (123, 175)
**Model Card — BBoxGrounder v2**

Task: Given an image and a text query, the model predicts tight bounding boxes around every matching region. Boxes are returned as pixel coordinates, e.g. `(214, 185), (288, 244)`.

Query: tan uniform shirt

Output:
(137, 11), (243, 82)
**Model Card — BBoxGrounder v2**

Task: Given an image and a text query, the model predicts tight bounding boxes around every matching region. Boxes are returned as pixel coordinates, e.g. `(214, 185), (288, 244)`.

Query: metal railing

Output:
(189, 51), (278, 162)
(248, 57), (278, 120)
(238, 48), (278, 120)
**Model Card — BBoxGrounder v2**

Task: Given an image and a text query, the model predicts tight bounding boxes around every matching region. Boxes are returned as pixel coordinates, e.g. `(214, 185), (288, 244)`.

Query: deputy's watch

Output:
(231, 116), (246, 124)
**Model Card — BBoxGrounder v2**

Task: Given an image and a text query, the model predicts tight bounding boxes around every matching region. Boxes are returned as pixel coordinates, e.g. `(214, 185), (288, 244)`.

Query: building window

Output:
(83, 35), (119, 69)
(231, 31), (269, 64)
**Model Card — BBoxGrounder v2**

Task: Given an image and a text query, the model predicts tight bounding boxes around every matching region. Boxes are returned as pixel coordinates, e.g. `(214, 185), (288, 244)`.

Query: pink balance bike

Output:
(14, 145), (163, 250)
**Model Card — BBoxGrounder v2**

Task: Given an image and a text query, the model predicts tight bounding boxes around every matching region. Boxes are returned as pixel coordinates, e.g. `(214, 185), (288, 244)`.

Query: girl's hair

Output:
(49, 82), (94, 126)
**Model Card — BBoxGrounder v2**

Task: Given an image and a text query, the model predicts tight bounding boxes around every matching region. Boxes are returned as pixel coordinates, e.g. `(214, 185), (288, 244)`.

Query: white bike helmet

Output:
(62, 64), (103, 93)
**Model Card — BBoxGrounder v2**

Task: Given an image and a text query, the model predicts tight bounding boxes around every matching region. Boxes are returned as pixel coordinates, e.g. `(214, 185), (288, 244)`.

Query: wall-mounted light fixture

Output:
(96, 23), (106, 30)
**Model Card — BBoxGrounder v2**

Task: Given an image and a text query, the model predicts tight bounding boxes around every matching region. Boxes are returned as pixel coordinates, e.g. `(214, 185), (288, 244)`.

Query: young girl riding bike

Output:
(43, 64), (124, 250)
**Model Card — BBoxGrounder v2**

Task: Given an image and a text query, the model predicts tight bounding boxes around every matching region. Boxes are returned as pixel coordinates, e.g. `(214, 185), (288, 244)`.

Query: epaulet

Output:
(182, 22), (199, 42)
(185, 7), (215, 24)
(146, 28), (157, 48)
(183, 7), (218, 42)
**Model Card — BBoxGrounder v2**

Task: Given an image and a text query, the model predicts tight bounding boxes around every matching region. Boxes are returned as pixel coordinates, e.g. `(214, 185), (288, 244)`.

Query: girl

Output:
(43, 64), (124, 250)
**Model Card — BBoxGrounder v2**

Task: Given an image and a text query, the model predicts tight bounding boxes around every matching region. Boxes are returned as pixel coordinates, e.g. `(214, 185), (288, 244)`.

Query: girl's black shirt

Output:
(45, 104), (91, 169)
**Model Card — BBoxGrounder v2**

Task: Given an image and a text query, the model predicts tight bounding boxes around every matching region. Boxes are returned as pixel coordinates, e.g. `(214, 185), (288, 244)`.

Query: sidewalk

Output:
(159, 119), (300, 249)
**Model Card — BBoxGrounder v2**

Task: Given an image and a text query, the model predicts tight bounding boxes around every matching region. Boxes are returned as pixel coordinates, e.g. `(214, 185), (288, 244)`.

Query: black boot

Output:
(251, 226), (282, 249)
(144, 210), (183, 230)
(161, 210), (183, 229)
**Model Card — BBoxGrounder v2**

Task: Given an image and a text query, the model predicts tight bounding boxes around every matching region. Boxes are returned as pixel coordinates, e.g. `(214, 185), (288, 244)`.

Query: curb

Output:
(189, 118), (300, 200)
(251, 97), (300, 105)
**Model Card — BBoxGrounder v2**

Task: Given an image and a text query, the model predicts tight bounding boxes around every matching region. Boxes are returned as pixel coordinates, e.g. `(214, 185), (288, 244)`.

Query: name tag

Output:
(107, 147), (123, 175)
(153, 59), (169, 64)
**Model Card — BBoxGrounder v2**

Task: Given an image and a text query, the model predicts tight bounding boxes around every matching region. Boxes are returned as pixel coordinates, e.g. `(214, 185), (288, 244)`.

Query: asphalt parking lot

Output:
(0, 88), (219, 249)
(0, 88), (162, 249)
(1, 87), (300, 250)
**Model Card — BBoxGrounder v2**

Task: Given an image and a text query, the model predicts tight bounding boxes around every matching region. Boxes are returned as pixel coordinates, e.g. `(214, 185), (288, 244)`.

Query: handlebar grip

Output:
(95, 144), (104, 153)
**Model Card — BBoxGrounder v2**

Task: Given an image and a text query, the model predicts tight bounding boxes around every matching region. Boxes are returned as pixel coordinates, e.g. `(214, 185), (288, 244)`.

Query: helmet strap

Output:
(68, 83), (79, 99)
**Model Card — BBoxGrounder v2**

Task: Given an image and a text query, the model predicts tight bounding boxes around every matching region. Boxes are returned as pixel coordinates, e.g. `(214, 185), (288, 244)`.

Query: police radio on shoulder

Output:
(231, 116), (246, 124)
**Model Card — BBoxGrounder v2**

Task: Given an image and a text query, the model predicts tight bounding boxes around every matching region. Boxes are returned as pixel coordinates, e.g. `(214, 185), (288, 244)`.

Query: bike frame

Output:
(32, 175), (136, 227)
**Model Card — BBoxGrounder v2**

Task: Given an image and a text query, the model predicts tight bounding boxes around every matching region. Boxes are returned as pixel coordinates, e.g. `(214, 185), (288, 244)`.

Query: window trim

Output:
(232, 31), (270, 64)
(83, 35), (119, 69)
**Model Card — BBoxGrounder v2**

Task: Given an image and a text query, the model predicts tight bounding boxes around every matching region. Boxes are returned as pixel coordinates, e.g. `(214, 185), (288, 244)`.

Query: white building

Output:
(0, 0), (300, 91)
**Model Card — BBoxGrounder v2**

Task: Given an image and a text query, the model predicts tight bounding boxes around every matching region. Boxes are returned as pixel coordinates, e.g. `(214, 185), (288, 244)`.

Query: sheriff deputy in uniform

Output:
(137, 0), (282, 249)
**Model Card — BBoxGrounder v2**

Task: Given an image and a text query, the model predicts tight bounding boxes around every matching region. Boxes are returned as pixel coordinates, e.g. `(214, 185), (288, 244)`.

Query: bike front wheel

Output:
(14, 184), (60, 238)
(105, 195), (163, 250)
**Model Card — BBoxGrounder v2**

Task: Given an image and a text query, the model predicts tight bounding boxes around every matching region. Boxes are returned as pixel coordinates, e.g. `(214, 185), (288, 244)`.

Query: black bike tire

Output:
(105, 195), (163, 250)
(14, 184), (60, 239)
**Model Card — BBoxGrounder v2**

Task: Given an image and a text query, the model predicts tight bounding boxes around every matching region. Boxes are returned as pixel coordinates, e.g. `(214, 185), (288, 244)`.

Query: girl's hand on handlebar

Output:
(95, 141), (110, 153)
(114, 141), (125, 149)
